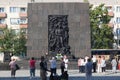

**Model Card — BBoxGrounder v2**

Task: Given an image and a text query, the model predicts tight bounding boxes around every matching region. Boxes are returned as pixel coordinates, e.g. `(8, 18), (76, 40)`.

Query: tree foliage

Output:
(0, 28), (15, 52)
(0, 28), (26, 55)
(13, 30), (27, 55)
(90, 4), (114, 49)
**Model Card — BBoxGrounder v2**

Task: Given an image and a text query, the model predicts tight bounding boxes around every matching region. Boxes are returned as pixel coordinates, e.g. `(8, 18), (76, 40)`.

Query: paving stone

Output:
(0, 70), (120, 80)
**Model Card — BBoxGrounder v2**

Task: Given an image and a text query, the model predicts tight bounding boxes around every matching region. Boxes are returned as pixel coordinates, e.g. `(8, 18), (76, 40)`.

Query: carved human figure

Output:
(55, 21), (64, 48)
(48, 15), (70, 55)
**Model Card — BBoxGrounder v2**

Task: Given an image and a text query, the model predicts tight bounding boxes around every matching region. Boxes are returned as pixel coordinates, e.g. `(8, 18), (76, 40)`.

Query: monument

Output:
(27, 2), (91, 58)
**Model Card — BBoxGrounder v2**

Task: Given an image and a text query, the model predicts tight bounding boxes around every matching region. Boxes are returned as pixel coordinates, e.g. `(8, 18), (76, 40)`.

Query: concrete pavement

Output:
(0, 69), (120, 80)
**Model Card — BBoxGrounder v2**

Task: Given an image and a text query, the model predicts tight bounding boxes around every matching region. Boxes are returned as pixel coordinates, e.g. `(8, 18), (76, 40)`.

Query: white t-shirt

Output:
(92, 57), (97, 63)
(64, 58), (68, 69)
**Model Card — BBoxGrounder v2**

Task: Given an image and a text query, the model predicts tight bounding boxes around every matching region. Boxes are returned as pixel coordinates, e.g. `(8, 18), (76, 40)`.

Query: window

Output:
(10, 18), (27, 25)
(116, 6), (120, 12)
(20, 7), (26, 13)
(0, 19), (5, 24)
(20, 18), (27, 24)
(116, 28), (120, 35)
(116, 17), (120, 23)
(10, 7), (19, 13)
(0, 7), (5, 12)
(10, 18), (20, 25)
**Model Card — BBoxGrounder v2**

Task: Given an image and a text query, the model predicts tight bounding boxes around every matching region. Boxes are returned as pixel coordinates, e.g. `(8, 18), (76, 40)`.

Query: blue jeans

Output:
(30, 68), (35, 77)
(86, 74), (92, 80)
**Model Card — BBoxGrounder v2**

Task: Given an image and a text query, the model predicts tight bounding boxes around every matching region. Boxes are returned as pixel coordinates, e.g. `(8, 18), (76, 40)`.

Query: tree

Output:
(90, 4), (114, 49)
(13, 29), (27, 56)
(0, 28), (27, 56)
(0, 28), (15, 53)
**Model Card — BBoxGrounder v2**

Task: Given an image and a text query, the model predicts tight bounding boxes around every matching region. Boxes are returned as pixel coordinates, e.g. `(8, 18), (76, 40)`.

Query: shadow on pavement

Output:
(0, 76), (120, 80)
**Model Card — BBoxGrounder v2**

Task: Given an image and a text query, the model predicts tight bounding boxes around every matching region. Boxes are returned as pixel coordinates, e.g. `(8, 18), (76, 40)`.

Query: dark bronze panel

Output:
(48, 15), (70, 55)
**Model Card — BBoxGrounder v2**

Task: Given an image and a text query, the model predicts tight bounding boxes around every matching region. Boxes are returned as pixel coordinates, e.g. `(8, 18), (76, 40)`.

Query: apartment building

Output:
(0, 0), (120, 48)
(0, 0), (31, 33)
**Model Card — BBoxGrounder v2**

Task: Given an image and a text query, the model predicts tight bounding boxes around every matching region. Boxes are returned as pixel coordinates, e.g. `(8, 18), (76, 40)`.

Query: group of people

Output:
(49, 55), (69, 80)
(9, 54), (120, 80)
(40, 55), (69, 80)
(28, 55), (69, 80)
(77, 55), (120, 80)
(95, 56), (119, 73)
(77, 56), (93, 80)
(77, 55), (120, 79)
(78, 55), (108, 74)
(77, 56), (90, 73)
(9, 55), (69, 80)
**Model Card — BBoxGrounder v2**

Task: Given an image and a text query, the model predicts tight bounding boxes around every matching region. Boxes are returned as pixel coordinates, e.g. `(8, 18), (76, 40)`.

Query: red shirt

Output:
(29, 60), (36, 69)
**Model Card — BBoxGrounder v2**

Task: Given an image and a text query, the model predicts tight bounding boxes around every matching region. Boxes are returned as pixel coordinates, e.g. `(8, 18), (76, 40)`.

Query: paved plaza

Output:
(0, 69), (120, 80)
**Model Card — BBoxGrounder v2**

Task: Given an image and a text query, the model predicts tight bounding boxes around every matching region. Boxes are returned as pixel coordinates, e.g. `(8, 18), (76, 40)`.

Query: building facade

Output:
(0, 0), (29, 31)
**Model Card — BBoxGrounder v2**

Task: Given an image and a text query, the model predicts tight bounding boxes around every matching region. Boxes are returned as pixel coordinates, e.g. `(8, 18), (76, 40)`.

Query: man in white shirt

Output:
(92, 55), (97, 73)
(63, 55), (69, 71)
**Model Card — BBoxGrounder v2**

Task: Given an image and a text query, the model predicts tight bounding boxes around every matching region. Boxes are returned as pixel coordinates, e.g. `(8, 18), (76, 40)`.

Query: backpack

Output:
(15, 64), (20, 70)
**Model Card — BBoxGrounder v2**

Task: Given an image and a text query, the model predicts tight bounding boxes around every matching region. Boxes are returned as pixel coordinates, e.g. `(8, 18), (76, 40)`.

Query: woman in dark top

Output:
(40, 56), (48, 80)
(60, 57), (65, 75)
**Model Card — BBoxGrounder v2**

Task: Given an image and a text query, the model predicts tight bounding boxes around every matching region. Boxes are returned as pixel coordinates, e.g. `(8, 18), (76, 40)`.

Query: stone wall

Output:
(27, 3), (91, 58)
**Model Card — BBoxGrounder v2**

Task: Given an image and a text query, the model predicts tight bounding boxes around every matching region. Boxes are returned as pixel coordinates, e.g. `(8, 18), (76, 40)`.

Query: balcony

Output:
(20, 24), (28, 28)
(19, 13), (27, 18)
(0, 24), (7, 28)
(0, 13), (7, 18)
(108, 11), (114, 17)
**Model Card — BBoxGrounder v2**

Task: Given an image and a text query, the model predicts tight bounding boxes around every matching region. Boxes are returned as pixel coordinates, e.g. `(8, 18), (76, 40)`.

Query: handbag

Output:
(15, 64), (20, 70)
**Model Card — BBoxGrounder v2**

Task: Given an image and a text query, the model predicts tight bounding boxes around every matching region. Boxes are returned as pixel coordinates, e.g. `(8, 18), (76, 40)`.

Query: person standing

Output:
(29, 57), (36, 79)
(92, 55), (97, 73)
(49, 57), (57, 75)
(85, 58), (93, 80)
(111, 57), (117, 73)
(60, 57), (65, 75)
(9, 58), (17, 78)
(63, 55), (69, 71)
(101, 56), (106, 73)
(97, 56), (102, 73)
(118, 59), (120, 70)
(81, 58), (85, 73)
(40, 56), (48, 80)
(78, 57), (82, 73)
(85, 56), (89, 64)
